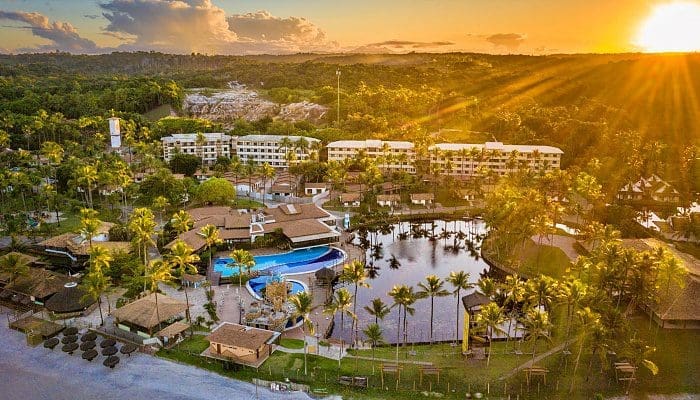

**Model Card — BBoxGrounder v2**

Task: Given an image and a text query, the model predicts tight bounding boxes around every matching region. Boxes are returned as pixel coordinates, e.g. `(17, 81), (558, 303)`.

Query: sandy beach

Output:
(0, 309), (314, 400)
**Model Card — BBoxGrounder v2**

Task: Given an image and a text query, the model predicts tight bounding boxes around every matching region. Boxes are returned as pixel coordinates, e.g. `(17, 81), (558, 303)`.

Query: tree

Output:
(340, 260), (370, 346)
(78, 208), (101, 250)
(76, 164), (98, 208)
(502, 274), (525, 349)
(81, 245), (113, 326)
(168, 239), (200, 321)
(447, 270), (472, 343)
(289, 291), (317, 375)
(0, 253), (29, 285)
(525, 274), (558, 310)
(364, 297), (390, 325)
(146, 259), (174, 329)
(171, 210), (193, 235)
(418, 274), (450, 343)
(152, 195), (169, 226)
(324, 287), (355, 367)
(362, 323), (385, 373)
(569, 307), (601, 393)
(169, 153), (201, 176)
(522, 308), (552, 365)
(195, 177), (236, 205)
(259, 162), (275, 206)
(655, 249), (687, 298)
(200, 224), (222, 275)
(622, 338), (659, 394)
(128, 208), (157, 292)
(230, 248), (255, 287)
(475, 302), (506, 367)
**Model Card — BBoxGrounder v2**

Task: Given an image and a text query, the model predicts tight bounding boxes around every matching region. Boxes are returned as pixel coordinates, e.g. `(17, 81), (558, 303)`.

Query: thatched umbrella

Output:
(103, 355), (120, 368)
(80, 341), (96, 351)
(315, 267), (336, 283)
(43, 337), (59, 350)
(102, 346), (118, 356)
(46, 282), (95, 317)
(100, 338), (116, 348)
(81, 332), (97, 342)
(82, 349), (98, 361)
(61, 342), (79, 354)
(120, 343), (138, 357)
(61, 335), (78, 344)
(63, 326), (79, 336)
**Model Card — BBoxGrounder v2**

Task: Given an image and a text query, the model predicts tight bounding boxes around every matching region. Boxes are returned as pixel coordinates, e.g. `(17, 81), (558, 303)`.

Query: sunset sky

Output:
(0, 0), (698, 55)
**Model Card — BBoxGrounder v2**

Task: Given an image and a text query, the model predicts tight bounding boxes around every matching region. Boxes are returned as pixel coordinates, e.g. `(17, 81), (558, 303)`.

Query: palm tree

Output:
(475, 302), (506, 367)
(146, 259), (175, 330)
(230, 248), (255, 287)
(655, 249), (687, 298)
(195, 132), (206, 168)
(622, 338), (659, 394)
(569, 307), (601, 393)
(387, 254), (401, 270)
(364, 297), (390, 325)
(340, 260), (370, 346)
(525, 274), (558, 310)
(81, 264), (111, 326)
(418, 275), (450, 343)
(502, 274), (525, 349)
(389, 285), (408, 363)
(558, 277), (588, 347)
(78, 208), (101, 250)
(0, 252), (29, 285)
(522, 308), (552, 365)
(152, 195), (169, 226)
(200, 224), (222, 275)
(168, 239), (200, 321)
(128, 208), (157, 292)
(447, 271), (472, 343)
(76, 165), (98, 208)
(324, 287), (355, 367)
(362, 323), (385, 373)
(171, 210), (193, 235)
(289, 291), (318, 375)
(259, 162), (275, 205)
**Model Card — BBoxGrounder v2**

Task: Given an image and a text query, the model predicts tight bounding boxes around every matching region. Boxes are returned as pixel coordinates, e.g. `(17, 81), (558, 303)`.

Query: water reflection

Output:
(331, 219), (490, 344)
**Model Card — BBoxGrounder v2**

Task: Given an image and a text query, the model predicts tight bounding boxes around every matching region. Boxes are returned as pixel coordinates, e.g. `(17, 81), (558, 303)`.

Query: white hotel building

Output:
(430, 142), (563, 177)
(161, 133), (234, 166)
(235, 135), (320, 169)
(327, 140), (562, 176)
(326, 140), (416, 173)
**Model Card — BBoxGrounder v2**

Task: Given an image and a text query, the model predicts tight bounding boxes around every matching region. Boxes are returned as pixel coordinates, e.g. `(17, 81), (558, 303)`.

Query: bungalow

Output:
(617, 175), (681, 205)
(377, 194), (400, 208)
(0, 267), (73, 307)
(111, 293), (189, 338)
(305, 182), (328, 196)
(411, 193), (434, 206)
(340, 192), (361, 207)
(460, 189), (477, 201)
(205, 322), (280, 367)
(643, 276), (700, 329)
(269, 183), (294, 197)
(38, 222), (131, 266)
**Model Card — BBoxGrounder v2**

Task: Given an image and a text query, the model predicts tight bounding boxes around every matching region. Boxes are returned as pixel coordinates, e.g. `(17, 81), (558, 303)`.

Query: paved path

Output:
(276, 336), (347, 361)
(499, 339), (575, 380)
(0, 309), (314, 400)
(532, 234), (582, 261)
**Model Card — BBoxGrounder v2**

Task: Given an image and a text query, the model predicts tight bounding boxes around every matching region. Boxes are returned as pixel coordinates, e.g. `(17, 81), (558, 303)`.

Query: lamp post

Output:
(336, 69), (341, 127)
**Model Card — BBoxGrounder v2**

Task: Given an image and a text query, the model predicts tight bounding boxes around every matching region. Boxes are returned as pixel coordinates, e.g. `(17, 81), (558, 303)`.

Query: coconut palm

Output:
(168, 239), (200, 321)
(362, 323), (385, 373)
(655, 249), (687, 298)
(146, 259), (174, 329)
(76, 164), (98, 208)
(128, 208), (157, 292)
(387, 254), (401, 270)
(152, 195), (169, 226)
(447, 271), (472, 343)
(340, 260), (370, 346)
(289, 291), (318, 375)
(558, 277), (588, 347)
(0, 252), (29, 285)
(502, 274), (525, 349)
(522, 308), (552, 365)
(569, 307), (602, 393)
(418, 274), (450, 343)
(259, 162), (275, 205)
(364, 297), (390, 325)
(200, 224), (222, 274)
(525, 274), (558, 310)
(477, 276), (498, 298)
(622, 338), (659, 394)
(171, 210), (193, 235)
(230, 248), (255, 287)
(475, 302), (506, 367)
(78, 208), (101, 250)
(195, 132), (206, 168)
(388, 285), (408, 363)
(80, 264), (111, 326)
(324, 287), (355, 367)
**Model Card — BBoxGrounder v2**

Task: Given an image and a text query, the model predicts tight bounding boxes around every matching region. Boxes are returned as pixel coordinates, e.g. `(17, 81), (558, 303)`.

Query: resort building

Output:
(617, 175), (681, 205)
(166, 203), (340, 251)
(0, 267), (73, 307)
(111, 293), (189, 339)
(327, 140), (416, 173)
(339, 192), (361, 207)
(304, 182), (328, 196)
(235, 135), (320, 169)
(38, 222), (131, 268)
(429, 142), (563, 177)
(205, 322), (279, 367)
(161, 133), (234, 166)
(377, 194), (401, 208)
(411, 193), (434, 206)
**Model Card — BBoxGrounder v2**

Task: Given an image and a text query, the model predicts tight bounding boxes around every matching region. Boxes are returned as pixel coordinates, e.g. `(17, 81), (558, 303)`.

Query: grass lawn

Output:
(512, 239), (572, 278)
(231, 198), (264, 209)
(143, 104), (174, 121)
(279, 338), (305, 349)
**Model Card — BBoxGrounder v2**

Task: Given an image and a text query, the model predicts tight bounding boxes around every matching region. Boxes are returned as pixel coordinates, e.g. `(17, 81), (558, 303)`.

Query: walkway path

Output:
(276, 335), (347, 361)
(499, 339), (575, 380)
(345, 355), (433, 366)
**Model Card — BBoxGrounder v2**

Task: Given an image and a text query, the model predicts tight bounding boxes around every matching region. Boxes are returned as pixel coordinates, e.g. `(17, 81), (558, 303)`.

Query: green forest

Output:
(0, 52), (698, 197)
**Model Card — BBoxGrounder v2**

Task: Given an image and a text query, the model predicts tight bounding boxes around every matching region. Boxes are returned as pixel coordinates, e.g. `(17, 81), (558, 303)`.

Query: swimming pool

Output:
(246, 276), (306, 300)
(213, 245), (345, 277)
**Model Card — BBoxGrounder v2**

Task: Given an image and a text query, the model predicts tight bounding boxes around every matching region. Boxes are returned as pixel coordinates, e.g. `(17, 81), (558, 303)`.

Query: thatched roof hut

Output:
(45, 282), (95, 315)
(111, 293), (188, 335)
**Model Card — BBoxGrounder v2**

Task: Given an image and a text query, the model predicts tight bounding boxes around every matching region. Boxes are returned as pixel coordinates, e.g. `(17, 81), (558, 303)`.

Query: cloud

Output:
(485, 33), (526, 50)
(0, 10), (98, 52)
(83, 14), (100, 20)
(367, 40), (455, 49)
(227, 10), (324, 43)
(100, 0), (237, 53)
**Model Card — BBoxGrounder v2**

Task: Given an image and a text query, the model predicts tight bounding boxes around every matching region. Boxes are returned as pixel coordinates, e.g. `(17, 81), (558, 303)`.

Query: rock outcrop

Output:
(183, 82), (328, 124)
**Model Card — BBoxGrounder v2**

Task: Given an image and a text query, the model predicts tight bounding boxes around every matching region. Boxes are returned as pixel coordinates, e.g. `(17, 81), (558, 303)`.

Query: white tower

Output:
(109, 117), (121, 148)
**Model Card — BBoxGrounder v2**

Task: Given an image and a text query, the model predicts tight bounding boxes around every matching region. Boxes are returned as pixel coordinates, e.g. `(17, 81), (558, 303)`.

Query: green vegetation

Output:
(511, 239), (572, 278)
(279, 338), (305, 349)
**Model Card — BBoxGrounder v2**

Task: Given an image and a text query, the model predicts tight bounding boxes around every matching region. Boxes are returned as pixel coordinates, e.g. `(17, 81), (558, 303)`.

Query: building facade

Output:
(235, 135), (320, 169)
(327, 140), (416, 173)
(161, 133), (234, 166)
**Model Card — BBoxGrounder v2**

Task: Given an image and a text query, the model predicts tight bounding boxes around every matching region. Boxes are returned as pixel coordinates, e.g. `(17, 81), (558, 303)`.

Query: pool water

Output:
(214, 246), (345, 277)
(247, 276), (305, 299)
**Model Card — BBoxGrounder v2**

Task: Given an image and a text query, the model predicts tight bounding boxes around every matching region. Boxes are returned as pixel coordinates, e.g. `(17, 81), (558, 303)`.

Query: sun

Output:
(634, 2), (700, 52)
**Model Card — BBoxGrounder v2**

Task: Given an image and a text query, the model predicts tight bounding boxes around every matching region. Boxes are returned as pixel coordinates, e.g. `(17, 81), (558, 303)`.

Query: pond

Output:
(330, 219), (490, 344)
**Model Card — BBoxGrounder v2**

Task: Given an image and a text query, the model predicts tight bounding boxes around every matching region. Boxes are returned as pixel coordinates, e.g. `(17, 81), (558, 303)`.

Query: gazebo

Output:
(45, 282), (95, 318)
(111, 293), (188, 338)
(462, 292), (491, 314)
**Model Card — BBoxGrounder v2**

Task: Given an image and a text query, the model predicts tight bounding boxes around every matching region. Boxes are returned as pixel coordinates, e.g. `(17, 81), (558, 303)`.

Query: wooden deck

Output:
(9, 315), (64, 338)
